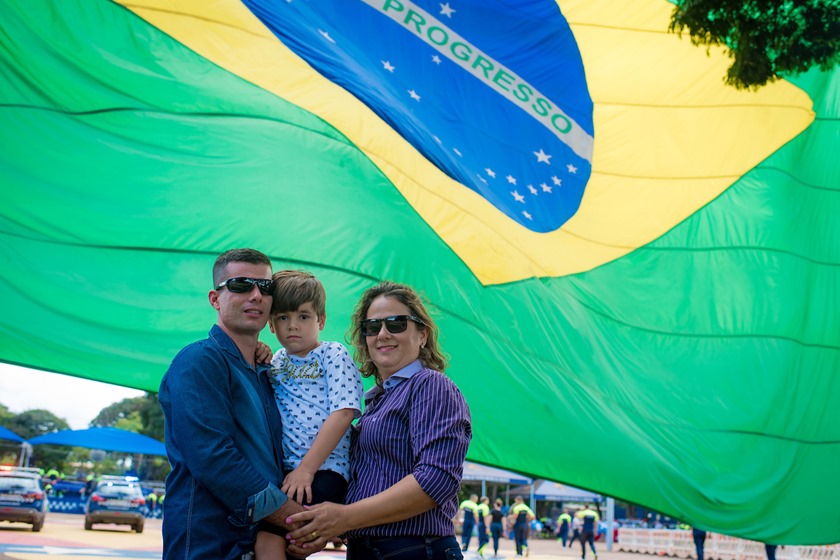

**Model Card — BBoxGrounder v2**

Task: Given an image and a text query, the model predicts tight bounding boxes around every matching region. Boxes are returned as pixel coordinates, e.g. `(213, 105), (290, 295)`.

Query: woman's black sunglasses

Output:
(215, 277), (274, 295)
(360, 315), (426, 337)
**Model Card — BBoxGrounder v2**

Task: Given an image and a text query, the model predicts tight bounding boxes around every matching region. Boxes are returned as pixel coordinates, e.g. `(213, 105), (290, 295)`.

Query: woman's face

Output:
(365, 295), (427, 380)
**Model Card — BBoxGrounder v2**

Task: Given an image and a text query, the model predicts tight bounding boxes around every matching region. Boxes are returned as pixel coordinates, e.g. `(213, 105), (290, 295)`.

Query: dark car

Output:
(0, 466), (47, 532)
(84, 476), (145, 533)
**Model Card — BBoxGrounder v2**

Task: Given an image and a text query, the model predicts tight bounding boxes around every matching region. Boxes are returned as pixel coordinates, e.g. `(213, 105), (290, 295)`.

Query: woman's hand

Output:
(281, 466), (315, 505)
(255, 341), (273, 364)
(285, 502), (349, 554)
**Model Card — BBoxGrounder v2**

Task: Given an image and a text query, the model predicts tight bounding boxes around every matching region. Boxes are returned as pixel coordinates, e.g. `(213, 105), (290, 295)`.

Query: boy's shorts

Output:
(257, 469), (348, 537)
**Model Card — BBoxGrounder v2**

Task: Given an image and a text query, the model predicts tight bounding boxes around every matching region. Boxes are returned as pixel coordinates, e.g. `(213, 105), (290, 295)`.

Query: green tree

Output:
(670, 0), (840, 89)
(5, 409), (70, 471)
(138, 392), (164, 442)
(0, 403), (13, 425)
(90, 392), (164, 441)
(90, 396), (146, 428)
(5, 409), (68, 440)
(89, 393), (168, 481)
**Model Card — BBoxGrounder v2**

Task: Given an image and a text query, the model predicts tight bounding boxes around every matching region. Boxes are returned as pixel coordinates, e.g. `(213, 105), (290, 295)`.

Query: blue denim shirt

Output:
(159, 325), (288, 559)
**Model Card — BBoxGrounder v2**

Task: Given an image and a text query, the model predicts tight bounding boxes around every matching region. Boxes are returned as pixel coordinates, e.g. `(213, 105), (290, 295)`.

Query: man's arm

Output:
(161, 345), (287, 522)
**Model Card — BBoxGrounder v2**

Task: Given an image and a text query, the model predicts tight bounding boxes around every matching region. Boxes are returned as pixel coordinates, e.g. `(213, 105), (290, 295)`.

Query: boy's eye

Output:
(299, 314), (309, 320)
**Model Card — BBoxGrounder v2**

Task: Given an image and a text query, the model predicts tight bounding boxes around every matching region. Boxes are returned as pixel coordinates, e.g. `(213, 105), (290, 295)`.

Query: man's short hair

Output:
(212, 248), (271, 286)
(270, 270), (326, 317)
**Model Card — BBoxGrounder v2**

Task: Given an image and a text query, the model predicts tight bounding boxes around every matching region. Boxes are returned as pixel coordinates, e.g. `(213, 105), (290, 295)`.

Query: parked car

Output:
(84, 476), (145, 533)
(0, 466), (47, 532)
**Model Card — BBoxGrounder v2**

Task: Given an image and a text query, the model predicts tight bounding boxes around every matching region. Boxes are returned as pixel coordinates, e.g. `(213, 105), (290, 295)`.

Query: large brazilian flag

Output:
(1, 0), (838, 544)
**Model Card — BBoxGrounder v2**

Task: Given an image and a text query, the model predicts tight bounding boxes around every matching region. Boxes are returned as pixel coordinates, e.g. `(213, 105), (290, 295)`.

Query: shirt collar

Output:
(209, 324), (267, 374)
(364, 359), (423, 400)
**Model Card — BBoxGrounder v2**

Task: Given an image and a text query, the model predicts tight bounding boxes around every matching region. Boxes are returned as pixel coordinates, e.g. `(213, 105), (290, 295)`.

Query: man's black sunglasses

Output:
(360, 315), (426, 337)
(215, 277), (274, 295)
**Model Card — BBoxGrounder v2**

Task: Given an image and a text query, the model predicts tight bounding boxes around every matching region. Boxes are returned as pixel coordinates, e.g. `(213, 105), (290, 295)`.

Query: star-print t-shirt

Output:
(268, 341), (363, 480)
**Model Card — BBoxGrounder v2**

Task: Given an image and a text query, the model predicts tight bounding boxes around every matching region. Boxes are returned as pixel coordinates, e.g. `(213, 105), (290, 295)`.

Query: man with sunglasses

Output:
(159, 248), (319, 560)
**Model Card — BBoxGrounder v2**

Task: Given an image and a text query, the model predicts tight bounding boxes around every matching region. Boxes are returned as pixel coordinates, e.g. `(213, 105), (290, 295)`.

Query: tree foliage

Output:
(670, 0), (840, 89)
(5, 409), (69, 440)
(1, 393), (167, 479)
(90, 396), (146, 429)
(90, 392), (164, 441)
(3, 409), (70, 468)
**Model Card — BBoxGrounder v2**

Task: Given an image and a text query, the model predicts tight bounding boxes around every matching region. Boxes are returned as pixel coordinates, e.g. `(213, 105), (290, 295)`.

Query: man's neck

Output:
(218, 324), (258, 366)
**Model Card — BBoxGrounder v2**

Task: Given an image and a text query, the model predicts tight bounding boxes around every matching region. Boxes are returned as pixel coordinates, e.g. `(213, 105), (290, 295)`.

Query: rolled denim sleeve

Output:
(252, 482), (290, 522)
(160, 342), (287, 526)
(409, 374), (472, 505)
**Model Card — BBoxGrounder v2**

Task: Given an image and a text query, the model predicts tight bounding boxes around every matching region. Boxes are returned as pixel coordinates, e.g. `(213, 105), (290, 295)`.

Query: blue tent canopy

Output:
(27, 427), (166, 456)
(0, 426), (24, 443)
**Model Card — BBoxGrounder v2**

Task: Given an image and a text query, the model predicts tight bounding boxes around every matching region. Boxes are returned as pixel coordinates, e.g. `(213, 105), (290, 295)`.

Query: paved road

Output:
(0, 513), (651, 560)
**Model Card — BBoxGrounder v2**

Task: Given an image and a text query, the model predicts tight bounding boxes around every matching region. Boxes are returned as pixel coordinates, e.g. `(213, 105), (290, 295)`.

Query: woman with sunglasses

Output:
(285, 281), (472, 560)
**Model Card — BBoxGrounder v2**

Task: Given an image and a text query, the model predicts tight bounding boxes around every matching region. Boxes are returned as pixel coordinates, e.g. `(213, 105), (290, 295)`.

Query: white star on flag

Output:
(485, 168), (496, 178)
(408, 90), (421, 101)
(318, 29), (335, 44)
(440, 2), (456, 17)
(522, 211), (533, 220)
(506, 175), (517, 185)
(534, 149), (552, 164)
(541, 183), (552, 193)
(511, 190), (525, 203)
(381, 61), (395, 72)
(551, 175), (562, 185)
(528, 184), (538, 195)
(432, 55), (442, 64)
(567, 164), (578, 173)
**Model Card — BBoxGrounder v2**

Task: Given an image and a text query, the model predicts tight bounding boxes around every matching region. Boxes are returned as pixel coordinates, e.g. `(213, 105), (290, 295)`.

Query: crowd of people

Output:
(159, 248), (472, 559)
(457, 497), (602, 558)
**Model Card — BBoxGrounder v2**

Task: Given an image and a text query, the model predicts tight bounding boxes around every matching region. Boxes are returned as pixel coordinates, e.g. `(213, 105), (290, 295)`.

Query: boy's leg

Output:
(308, 470), (348, 550)
(255, 530), (287, 560)
(308, 470), (348, 505)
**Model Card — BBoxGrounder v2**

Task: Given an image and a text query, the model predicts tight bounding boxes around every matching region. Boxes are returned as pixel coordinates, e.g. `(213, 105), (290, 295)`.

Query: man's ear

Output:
(208, 290), (221, 310)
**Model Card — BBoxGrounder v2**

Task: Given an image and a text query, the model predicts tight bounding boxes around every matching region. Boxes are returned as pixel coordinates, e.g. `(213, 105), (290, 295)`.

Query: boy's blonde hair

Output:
(271, 270), (325, 317)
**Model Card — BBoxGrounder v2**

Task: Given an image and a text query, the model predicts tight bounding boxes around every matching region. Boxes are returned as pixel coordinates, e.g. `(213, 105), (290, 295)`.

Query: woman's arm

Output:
(284, 474), (435, 547)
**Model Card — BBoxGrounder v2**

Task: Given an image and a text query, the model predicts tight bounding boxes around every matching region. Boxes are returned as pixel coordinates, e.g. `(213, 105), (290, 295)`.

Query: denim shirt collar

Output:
(208, 324), (270, 376)
(364, 359), (423, 400)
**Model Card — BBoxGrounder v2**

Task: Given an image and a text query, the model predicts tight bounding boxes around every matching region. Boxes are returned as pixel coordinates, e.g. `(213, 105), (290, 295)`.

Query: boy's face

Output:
(268, 301), (325, 358)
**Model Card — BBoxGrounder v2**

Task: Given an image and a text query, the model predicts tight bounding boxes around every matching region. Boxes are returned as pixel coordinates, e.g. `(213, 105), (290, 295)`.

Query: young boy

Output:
(255, 270), (363, 559)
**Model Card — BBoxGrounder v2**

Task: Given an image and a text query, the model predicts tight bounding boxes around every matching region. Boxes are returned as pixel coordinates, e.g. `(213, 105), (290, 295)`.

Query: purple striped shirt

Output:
(346, 360), (472, 538)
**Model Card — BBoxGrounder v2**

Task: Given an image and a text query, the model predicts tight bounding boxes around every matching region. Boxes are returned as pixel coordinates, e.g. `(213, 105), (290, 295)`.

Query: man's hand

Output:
(261, 500), (327, 558)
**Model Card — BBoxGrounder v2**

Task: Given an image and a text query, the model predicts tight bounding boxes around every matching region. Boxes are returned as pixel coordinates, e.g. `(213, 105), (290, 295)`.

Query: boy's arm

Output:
(297, 408), (354, 474)
(281, 408), (355, 502)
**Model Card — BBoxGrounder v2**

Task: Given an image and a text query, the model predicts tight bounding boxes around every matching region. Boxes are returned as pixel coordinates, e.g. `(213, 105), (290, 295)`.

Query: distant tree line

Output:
(0, 393), (168, 481)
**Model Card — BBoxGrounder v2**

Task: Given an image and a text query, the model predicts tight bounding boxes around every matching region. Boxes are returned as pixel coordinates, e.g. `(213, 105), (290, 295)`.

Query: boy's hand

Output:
(255, 341), (273, 364)
(281, 466), (315, 505)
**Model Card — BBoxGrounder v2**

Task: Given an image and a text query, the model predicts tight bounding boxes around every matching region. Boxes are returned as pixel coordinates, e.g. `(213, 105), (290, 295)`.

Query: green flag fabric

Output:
(1, 0), (838, 544)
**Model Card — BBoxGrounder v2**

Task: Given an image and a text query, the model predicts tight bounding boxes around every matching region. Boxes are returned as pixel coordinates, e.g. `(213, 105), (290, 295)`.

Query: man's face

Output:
(209, 261), (273, 339)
